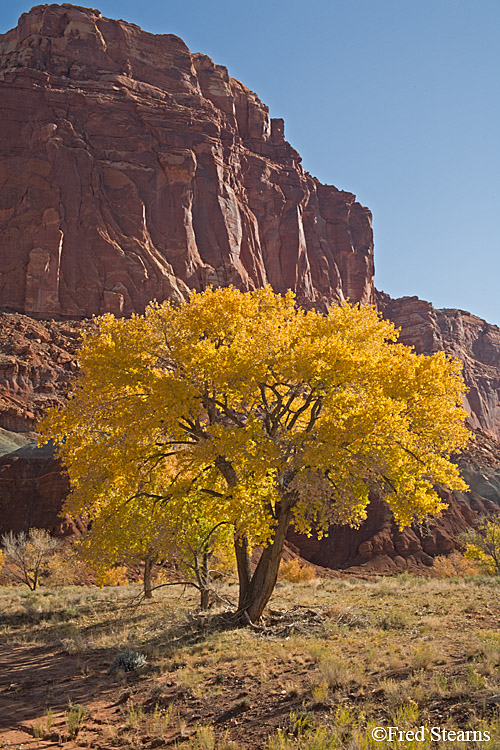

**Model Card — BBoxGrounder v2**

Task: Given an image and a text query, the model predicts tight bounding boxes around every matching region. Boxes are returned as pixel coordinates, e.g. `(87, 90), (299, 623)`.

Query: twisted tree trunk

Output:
(217, 453), (294, 623)
(234, 494), (293, 624)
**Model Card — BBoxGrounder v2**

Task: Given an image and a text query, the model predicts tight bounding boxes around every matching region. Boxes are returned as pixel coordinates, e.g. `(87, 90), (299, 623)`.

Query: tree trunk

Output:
(200, 586), (210, 610)
(216, 454), (291, 623)
(234, 533), (252, 611)
(143, 554), (156, 599)
(236, 495), (294, 624)
(199, 550), (211, 610)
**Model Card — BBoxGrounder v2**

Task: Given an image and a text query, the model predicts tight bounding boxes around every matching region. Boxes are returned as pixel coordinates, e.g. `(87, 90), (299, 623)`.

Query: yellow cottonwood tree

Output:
(40, 287), (469, 622)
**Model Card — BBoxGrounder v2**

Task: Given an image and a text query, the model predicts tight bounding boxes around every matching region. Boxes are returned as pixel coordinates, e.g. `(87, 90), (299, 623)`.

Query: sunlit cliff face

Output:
(0, 4), (373, 320)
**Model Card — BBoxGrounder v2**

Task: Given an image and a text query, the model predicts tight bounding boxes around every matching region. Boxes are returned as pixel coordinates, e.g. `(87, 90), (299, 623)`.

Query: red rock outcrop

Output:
(0, 311), (90, 432)
(288, 495), (469, 573)
(378, 293), (500, 442)
(0, 442), (80, 536)
(0, 311), (89, 537)
(0, 4), (374, 318)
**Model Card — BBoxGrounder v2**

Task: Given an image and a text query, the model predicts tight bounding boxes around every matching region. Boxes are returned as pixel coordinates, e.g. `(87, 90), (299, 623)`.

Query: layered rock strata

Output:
(0, 3), (374, 318)
(379, 294), (500, 442)
(0, 311), (90, 432)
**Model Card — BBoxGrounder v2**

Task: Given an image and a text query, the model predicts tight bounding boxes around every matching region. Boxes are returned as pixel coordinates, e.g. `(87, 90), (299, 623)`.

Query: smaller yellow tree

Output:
(462, 516), (500, 574)
(78, 487), (233, 605)
(76, 498), (160, 595)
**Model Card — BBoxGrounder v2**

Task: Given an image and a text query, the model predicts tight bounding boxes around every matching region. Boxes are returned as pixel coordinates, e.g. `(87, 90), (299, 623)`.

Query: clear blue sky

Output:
(2, 1), (500, 324)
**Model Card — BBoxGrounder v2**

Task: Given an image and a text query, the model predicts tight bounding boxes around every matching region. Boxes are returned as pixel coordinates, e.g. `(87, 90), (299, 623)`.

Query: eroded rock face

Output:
(378, 294), (500, 441)
(0, 4), (374, 318)
(0, 442), (81, 537)
(0, 312), (90, 432)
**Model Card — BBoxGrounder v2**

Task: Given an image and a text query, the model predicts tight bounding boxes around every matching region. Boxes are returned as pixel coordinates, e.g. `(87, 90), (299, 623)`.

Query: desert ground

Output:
(1, 572), (500, 749)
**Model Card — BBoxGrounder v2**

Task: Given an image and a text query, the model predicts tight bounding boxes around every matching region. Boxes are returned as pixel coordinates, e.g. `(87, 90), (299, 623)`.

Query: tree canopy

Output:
(41, 286), (470, 621)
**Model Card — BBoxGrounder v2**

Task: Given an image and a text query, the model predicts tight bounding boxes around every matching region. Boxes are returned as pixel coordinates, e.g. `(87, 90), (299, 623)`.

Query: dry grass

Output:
(1, 574), (500, 748)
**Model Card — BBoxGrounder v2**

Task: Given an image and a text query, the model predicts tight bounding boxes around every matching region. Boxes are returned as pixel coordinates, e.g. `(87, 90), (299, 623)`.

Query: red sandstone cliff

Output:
(0, 3), (374, 318)
(378, 294), (500, 442)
